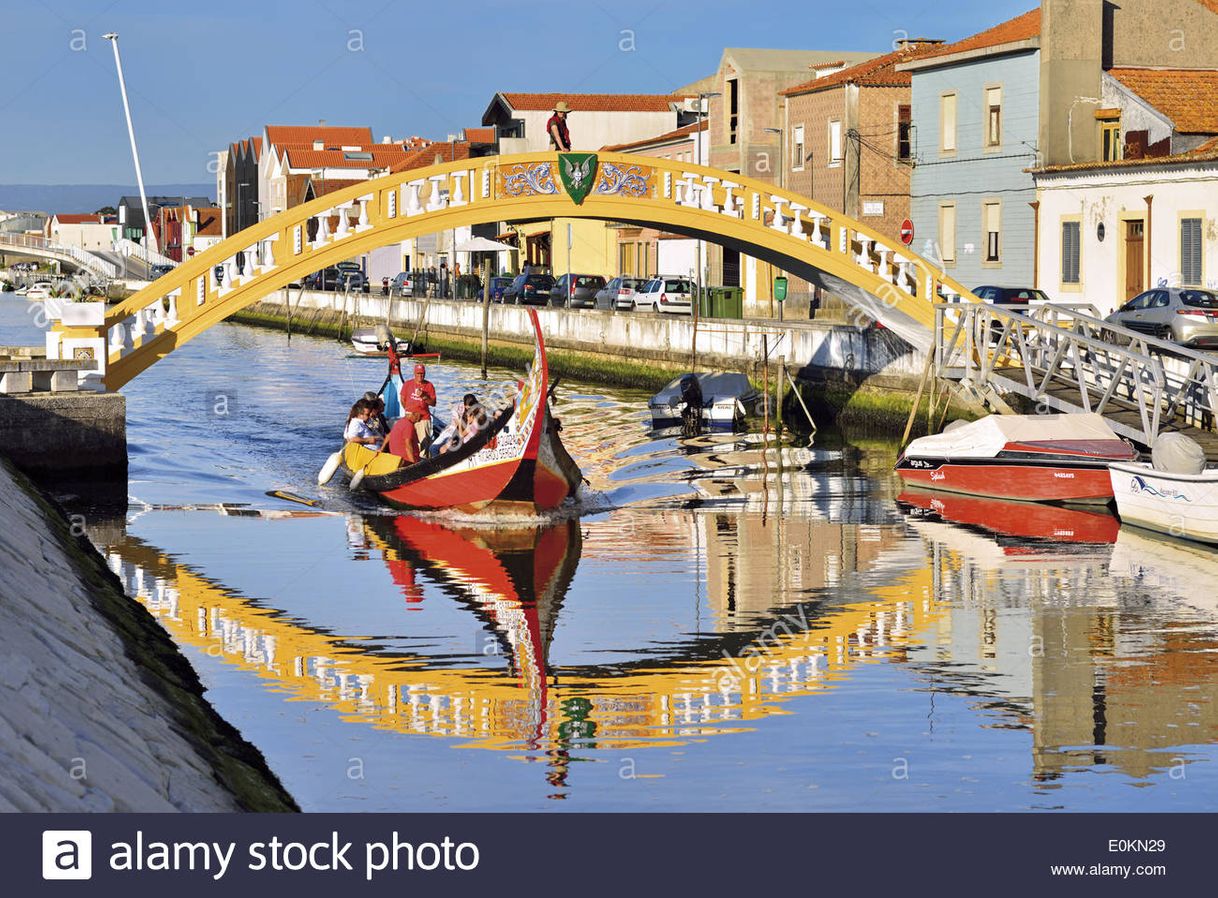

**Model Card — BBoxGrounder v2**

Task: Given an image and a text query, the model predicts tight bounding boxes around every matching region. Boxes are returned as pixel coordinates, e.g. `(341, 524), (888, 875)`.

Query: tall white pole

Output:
(104, 33), (158, 254)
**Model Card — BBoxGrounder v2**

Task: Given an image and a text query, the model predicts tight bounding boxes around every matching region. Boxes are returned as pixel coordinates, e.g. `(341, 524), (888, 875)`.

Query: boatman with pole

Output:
(401, 364), (437, 450)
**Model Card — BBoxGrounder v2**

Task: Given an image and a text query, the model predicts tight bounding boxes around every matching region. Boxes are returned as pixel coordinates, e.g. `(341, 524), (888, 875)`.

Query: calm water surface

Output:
(9, 296), (1217, 811)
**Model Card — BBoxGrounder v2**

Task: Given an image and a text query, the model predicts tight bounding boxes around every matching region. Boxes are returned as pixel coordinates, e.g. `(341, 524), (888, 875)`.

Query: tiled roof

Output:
(193, 207), (222, 236)
(250, 136), (263, 159)
(265, 124), (374, 148)
(282, 145), (408, 169)
(1109, 67), (1218, 134)
(1196, 0), (1218, 14)
(781, 43), (943, 96)
(52, 213), (103, 224)
(498, 92), (682, 112)
(462, 127), (496, 144)
(1032, 135), (1218, 174)
(309, 178), (366, 198)
(908, 9), (1039, 64)
(388, 141), (472, 174)
(723, 48), (878, 73)
(601, 120), (707, 152)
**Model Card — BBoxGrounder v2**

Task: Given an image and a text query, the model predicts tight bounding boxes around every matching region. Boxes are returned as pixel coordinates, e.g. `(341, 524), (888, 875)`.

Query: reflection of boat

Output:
(648, 372), (763, 431)
(1109, 526), (1218, 616)
(898, 488), (1119, 544)
(1108, 461), (1218, 545)
(896, 413), (1137, 503)
(339, 308), (582, 512)
(364, 516), (580, 692)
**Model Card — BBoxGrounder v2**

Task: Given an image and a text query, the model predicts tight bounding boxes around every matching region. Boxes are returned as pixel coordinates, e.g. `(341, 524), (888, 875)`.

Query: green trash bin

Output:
(703, 286), (742, 319)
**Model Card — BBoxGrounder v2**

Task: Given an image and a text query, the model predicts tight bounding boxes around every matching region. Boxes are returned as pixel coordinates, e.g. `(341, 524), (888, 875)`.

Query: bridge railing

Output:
(934, 302), (1218, 444)
(0, 232), (119, 279)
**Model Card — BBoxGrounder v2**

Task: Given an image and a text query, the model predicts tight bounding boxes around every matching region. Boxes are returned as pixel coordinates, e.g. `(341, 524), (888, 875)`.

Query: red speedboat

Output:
(338, 308), (582, 513)
(896, 413), (1137, 504)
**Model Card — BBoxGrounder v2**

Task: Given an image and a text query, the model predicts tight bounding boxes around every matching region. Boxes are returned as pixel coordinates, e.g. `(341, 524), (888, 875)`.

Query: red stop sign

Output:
(900, 219), (914, 246)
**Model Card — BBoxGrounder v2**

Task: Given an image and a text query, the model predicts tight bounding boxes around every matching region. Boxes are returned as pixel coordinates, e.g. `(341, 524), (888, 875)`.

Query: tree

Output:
(95, 206), (117, 216)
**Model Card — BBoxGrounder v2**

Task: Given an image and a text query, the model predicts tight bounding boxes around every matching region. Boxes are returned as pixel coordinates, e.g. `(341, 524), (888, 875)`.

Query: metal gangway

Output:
(0, 232), (119, 280)
(934, 302), (1218, 459)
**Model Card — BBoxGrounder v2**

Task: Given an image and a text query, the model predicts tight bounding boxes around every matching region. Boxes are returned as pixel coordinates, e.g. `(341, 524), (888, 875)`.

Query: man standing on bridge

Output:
(401, 363), (437, 450)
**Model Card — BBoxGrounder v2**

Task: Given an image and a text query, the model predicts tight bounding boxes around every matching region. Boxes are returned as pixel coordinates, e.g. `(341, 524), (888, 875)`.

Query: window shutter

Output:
(1181, 218), (1202, 285)
(1062, 222), (1081, 283)
(941, 95), (957, 152)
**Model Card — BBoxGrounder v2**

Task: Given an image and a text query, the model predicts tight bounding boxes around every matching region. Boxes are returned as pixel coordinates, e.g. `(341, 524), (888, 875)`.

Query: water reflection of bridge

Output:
(100, 507), (940, 757)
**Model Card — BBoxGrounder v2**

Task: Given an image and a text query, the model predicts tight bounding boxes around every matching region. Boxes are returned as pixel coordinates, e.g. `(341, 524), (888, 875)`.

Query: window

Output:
(985, 87), (1002, 147)
(939, 203), (957, 265)
(897, 104), (912, 162)
(828, 120), (843, 166)
(1099, 116), (1121, 162)
(1181, 217), (1203, 285)
(984, 202), (1001, 262)
(618, 242), (635, 276)
(1062, 221), (1081, 284)
(727, 79), (739, 145)
(940, 93), (957, 153)
(792, 125), (805, 170)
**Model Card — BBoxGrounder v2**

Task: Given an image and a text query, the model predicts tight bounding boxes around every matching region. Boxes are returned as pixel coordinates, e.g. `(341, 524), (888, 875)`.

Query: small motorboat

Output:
(1108, 432), (1218, 545)
(25, 281), (56, 301)
(336, 307), (582, 513)
(648, 372), (763, 431)
(898, 488), (1119, 545)
(896, 413), (1137, 503)
(350, 324), (410, 357)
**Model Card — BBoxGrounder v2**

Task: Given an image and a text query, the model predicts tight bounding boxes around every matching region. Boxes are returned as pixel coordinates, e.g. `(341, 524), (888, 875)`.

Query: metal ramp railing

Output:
(934, 302), (1218, 456)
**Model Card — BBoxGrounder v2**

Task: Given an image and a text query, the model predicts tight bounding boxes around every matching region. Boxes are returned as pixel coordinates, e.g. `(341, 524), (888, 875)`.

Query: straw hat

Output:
(554, 100), (571, 113)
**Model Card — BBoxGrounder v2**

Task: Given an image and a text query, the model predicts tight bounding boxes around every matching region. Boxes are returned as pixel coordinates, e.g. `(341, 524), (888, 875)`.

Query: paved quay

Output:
(0, 459), (297, 811)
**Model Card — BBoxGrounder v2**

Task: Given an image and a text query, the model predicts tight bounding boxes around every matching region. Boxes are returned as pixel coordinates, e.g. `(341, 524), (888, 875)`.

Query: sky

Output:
(0, 0), (1035, 185)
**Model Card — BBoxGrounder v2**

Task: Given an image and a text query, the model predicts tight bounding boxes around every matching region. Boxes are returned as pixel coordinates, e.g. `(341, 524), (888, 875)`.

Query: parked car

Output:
(505, 272), (555, 305)
(150, 263), (174, 278)
(389, 271), (414, 296)
(489, 276), (514, 303)
(553, 273), (607, 309)
(596, 276), (645, 310)
(973, 285), (1052, 307)
(11, 261), (38, 272)
(305, 266), (368, 292)
(1105, 287), (1218, 348)
(636, 276), (694, 314)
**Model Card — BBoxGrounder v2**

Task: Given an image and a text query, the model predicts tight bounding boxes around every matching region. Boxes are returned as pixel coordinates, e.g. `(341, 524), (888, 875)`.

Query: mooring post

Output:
(480, 259), (491, 379)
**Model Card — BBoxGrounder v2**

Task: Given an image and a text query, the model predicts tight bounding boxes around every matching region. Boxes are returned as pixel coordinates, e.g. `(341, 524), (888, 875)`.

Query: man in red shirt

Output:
(547, 100), (572, 151)
(401, 363), (436, 449)
(388, 411), (421, 463)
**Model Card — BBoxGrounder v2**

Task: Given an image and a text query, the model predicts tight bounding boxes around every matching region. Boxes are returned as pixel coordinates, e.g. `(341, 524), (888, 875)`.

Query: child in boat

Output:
(362, 391), (390, 437)
(344, 399), (385, 450)
(432, 393), (481, 455)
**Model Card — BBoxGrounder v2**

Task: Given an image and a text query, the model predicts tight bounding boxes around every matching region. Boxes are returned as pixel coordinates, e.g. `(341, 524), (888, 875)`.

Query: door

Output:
(1124, 220), (1144, 302)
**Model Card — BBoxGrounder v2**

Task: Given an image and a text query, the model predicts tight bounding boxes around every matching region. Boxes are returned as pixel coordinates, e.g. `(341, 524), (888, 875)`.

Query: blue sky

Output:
(1, 0), (1034, 184)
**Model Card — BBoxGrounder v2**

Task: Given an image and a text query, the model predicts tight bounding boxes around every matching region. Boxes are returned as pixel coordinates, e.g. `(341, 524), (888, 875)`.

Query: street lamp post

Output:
(102, 33), (157, 255)
(695, 91), (721, 315)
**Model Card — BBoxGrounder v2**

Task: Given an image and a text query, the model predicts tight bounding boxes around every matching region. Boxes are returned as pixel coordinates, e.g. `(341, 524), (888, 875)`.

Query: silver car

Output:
(1106, 287), (1218, 348)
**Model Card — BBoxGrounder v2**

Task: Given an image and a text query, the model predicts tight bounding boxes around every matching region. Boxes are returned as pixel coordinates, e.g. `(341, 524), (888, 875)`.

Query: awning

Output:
(456, 236), (516, 252)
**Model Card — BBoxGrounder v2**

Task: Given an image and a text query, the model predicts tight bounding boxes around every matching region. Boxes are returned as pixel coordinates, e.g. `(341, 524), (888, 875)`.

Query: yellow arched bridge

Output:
(48, 152), (983, 391)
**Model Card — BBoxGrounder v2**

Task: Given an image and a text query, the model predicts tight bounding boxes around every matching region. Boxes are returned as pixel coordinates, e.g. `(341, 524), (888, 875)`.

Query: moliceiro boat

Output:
(338, 308), (582, 513)
(896, 413), (1137, 503)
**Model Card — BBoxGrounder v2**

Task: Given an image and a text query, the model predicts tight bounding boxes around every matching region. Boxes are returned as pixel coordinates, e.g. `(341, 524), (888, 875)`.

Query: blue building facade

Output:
(907, 48), (1040, 290)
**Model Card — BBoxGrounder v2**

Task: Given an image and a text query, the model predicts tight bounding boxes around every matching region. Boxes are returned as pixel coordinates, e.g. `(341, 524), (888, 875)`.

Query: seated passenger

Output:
(387, 411), (421, 463)
(344, 399), (385, 451)
(362, 391), (390, 436)
(461, 407), (489, 443)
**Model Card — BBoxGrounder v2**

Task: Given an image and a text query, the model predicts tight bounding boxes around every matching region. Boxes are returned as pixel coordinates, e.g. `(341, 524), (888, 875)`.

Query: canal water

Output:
(6, 295), (1218, 811)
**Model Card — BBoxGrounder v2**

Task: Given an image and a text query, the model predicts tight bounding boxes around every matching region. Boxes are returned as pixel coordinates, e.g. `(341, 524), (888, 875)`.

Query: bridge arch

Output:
(48, 152), (981, 390)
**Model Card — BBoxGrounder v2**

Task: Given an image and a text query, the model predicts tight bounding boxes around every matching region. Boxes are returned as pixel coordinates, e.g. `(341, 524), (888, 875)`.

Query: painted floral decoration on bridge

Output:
(594, 162), (653, 199)
(498, 162), (559, 198)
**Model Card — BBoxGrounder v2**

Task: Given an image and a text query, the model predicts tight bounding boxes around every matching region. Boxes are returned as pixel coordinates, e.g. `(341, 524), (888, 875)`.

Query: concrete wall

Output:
(265, 289), (926, 383)
(1108, 0), (1218, 68)
(910, 49), (1040, 288)
(0, 392), (126, 478)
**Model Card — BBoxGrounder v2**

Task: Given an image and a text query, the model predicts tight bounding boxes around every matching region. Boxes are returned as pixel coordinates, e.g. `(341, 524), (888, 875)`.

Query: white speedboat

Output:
(350, 326), (410, 357)
(25, 281), (55, 301)
(1108, 462), (1218, 544)
(649, 372), (764, 431)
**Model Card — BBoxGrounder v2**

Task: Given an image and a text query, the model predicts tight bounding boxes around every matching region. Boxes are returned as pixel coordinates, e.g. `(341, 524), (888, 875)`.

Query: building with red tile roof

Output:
(482, 91), (694, 154)
(1107, 68), (1218, 136)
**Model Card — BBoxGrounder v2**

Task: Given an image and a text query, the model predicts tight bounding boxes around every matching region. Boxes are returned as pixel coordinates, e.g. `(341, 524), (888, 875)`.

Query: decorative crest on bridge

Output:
(558, 153), (598, 204)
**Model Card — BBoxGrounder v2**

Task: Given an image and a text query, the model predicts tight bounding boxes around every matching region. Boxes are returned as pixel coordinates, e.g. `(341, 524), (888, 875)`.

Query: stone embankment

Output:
(0, 459), (297, 811)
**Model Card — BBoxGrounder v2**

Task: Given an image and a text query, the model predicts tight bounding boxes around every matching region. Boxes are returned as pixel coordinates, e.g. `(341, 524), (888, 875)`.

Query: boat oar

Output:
(349, 448), (382, 492)
(317, 450), (344, 485)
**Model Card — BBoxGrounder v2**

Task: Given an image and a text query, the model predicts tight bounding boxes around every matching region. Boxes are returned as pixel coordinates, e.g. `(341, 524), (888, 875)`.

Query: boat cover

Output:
(1152, 432), (1206, 474)
(651, 372), (753, 408)
(904, 413), (1122, 460)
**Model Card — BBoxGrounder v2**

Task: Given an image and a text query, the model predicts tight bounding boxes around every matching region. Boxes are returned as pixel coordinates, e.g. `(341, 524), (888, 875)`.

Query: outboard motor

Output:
(374, 323), (394, 351)
(679, 373), (704, 437)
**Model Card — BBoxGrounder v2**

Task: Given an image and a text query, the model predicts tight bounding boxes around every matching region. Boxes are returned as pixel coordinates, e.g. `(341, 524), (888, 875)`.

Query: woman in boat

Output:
(362, 391), (390, 437)
(344, 399), (386, 451)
